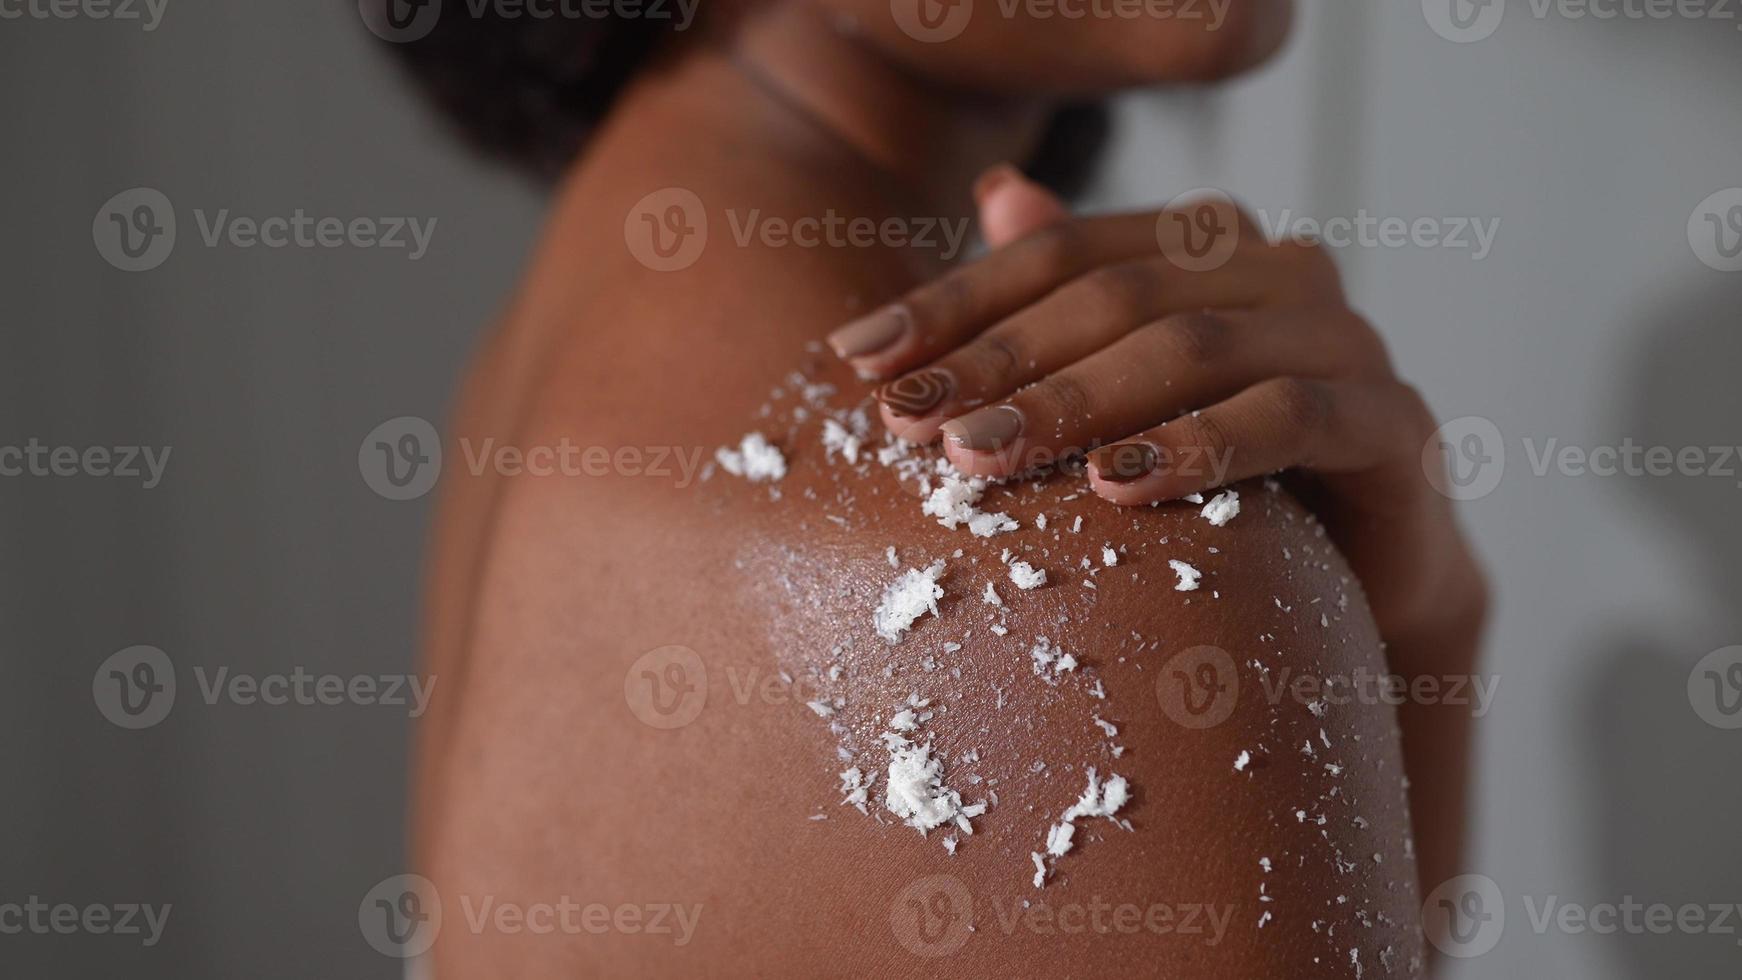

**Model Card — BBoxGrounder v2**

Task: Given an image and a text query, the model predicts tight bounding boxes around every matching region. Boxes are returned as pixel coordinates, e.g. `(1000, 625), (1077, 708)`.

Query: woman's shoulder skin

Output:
(415, 54), (1424, 978)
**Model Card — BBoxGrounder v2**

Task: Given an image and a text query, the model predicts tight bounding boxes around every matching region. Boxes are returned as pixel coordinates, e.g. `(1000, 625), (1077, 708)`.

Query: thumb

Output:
(974, 163), (1070, 249)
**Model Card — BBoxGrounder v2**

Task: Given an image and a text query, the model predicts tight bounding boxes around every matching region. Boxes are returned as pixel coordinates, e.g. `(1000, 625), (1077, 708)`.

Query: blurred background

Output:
(2, 0), (1739, 975)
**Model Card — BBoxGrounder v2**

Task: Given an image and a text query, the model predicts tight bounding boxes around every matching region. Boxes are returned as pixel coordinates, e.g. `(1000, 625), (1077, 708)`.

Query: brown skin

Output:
(412, 2), (1480, 974)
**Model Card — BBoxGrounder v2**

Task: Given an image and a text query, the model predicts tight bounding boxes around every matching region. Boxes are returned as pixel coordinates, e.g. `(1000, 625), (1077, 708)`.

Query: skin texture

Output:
(408, 2), (1474, 975)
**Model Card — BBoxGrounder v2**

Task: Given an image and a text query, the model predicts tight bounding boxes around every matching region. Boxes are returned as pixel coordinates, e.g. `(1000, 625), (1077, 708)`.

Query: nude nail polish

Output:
(827, 306), (909, 359)
(877, 369), (954, 418)
(941, 405), (1023, 452)
(1089, 443), (1158, 482)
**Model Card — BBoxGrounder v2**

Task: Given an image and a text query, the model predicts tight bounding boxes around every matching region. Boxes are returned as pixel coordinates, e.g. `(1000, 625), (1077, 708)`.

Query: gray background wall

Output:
(3, 1), (1738, 976)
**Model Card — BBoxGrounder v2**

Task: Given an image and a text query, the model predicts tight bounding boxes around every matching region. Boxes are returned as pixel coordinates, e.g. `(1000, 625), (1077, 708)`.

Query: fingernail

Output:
(827, 305), (909, 359)
(1089, 443), (1159, 483)
(877, 369), (954, 418)
(973, 163), (1021, 206)
(941, 405), (1023, 452)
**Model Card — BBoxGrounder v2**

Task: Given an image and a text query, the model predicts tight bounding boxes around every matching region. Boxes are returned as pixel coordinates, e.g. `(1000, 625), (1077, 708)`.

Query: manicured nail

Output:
(827, 305), (909, 359)
(973, 163), (1021, 206)
(941, 405), (1023, 452)
(1089, 443), (1159, 483)
(877, 369), (954, 418)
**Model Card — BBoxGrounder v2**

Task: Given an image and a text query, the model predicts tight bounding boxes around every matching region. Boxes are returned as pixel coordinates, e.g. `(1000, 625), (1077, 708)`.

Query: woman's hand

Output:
(827, 165), (1489, 893)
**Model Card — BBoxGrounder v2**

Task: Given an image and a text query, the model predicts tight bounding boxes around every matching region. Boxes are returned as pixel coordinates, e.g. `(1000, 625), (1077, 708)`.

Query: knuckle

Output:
(1069, 262), (1153, 319)
(960, 332), (1021, 381)
(1174, 411), (1233, 476)
(1032, 371), (1096, 422)
(914, 272), (974, 332)
(1146, 311), (1231, 369)
(1269, 377), (1334, 432)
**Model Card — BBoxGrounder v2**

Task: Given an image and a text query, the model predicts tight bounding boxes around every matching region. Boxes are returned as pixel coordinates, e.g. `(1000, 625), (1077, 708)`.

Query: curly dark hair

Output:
(374, 1), (1108, 195)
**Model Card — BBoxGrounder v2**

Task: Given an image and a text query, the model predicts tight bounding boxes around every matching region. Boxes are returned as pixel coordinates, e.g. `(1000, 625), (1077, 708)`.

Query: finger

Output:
(875, 254), (1362, 443)
(930, 309), (1369, 476)
(1083, 377), (1432, 505)
(835, 200), (1343, 385)
(974, 164), (1070, 248)
(825, 210), (1197, 381)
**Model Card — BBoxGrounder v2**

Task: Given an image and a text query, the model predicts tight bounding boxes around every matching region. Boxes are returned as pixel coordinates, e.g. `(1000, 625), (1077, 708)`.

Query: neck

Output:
(724, 4), (1055, 211)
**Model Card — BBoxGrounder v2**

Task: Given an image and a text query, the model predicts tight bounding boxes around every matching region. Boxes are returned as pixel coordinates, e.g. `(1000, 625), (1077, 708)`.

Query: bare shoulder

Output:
(685, 378), (1428, 977)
